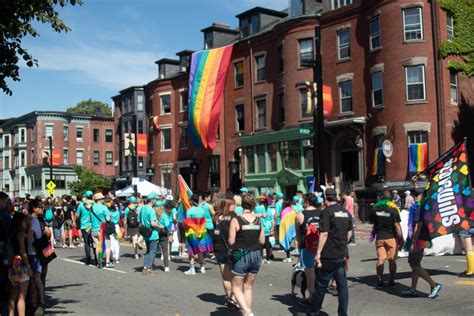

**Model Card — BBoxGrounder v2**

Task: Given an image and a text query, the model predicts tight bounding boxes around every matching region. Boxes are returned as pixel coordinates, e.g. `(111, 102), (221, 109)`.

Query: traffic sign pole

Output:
(49, 136), (53, 197)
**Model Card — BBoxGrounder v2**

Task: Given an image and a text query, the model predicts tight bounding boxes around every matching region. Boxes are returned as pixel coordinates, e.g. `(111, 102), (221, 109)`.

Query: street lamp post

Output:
(313, 23), (325, 192)
(49, 136), (53, 197)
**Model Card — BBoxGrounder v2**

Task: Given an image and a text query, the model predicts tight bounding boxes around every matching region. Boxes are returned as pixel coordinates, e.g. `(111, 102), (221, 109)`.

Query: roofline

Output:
(236, 6), (288, 19)
(154, 58), (180, 65)
(176, 50), (195, 56)
(0, 111), (114, 128)
(200, 25), (239, 34)
(118, 86), (144, 94)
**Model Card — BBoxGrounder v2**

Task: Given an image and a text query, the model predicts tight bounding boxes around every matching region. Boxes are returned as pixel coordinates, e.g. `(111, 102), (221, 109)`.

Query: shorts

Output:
(408, 250), (423, 267)
(299, 248), (316, 269)
(132, 234), (144, 247)
(91, 231), (102, 248)
(215, 252), (230, 265)
(28, 255), (43, 274)
(376, 238), (398, 261)
(232, 250), (262, 276)
(178, 224), (186, 243)
(64, 219), (73, 230)
(459, 228), (474, 238)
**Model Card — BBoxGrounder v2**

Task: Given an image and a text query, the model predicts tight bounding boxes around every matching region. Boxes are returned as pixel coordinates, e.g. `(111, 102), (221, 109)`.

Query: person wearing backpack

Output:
(295, 193), (323, 308)
(125, 198), (141, 259)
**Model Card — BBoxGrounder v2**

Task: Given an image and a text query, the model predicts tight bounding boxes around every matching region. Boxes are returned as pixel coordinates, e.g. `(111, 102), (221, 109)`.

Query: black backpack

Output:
(127, 210), (139, 228)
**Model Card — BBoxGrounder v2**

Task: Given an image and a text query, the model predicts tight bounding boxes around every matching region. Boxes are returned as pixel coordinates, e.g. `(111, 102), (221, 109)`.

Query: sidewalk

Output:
(354, 222), (373, 241)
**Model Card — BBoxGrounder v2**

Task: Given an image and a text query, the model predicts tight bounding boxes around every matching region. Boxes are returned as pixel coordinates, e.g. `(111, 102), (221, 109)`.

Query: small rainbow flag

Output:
(98, 222), (107, 260)
(408, 143), (428, 173)
(371, 147), (384, 175)
(188, 45), (233, 149)
(178, 175), (192, 211)
(279, 207), (296, 251)
(183, 218), (213, 256)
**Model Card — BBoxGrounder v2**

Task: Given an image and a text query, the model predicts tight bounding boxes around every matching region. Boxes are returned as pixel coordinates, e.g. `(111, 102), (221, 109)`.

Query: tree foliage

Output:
(0, 0), (82, 95)
(439, 0), (474, 77)
(66, 99), (112, 117)
(68, 166), (112, 196)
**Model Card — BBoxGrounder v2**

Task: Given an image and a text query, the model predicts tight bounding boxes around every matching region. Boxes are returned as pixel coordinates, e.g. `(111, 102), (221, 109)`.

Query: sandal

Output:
(226, 299), (239, 310)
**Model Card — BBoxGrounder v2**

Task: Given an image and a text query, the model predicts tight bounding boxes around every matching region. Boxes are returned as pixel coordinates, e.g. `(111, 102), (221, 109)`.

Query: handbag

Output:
(138, 225), (152, 238)
(33, 234), (57, 265)
(105, 222), (116, 236)
(229, 248), (249, 264)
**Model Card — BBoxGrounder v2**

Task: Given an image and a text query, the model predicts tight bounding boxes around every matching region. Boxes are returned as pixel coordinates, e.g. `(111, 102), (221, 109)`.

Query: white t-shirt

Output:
(28, 216), (43, 255)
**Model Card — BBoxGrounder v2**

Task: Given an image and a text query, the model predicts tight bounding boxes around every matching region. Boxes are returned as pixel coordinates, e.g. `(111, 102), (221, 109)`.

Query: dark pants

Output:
(263, 236), (273, 260)
(274, 225), (280, 246)
(158, 235), (169, 268)
(310, 258), (349, 316)
(81, 229), (92, 261)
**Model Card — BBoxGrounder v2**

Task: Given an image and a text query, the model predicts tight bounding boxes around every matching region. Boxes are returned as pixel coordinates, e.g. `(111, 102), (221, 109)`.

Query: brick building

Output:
(113, 0), (473, 197)
(0, 111), (115, 197)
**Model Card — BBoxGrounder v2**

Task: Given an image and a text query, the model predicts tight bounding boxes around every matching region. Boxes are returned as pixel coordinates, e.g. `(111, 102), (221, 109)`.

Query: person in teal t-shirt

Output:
(139, 193), (160, 275)
(155, 204), (171, 272)
(77, 190), (93, 265)
(258, 198), (274, 263)
(90, 193), (111, 268)
(234, 195), (244, 215)
(184, 193), (207, 275)
(200, 192), (215, 232)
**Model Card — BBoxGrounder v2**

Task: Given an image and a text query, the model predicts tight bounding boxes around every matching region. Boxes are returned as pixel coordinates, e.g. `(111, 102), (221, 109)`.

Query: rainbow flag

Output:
(188, 45), (233, 149)
(409, 143), (428, 173)
(371, 147), (384, 175)
(178, 175), (192, 211)
(98, 222), (107, 260)
(183, 217), (213, 256)
(279, 207), (296, 251)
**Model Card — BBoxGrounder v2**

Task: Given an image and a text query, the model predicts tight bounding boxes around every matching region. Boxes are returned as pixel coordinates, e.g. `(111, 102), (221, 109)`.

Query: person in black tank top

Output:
(295, 193), (323, 305)
(228, 193), (265, 316)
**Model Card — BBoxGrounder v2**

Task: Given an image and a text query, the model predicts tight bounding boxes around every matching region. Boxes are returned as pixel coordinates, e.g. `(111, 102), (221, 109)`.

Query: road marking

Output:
(456, 259), (467, 262)
(455, 280), (474, 286)
(59, 258), (127, 274)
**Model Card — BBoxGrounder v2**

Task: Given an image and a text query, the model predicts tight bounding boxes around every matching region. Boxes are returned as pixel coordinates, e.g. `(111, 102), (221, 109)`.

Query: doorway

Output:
(285, 185), (297, 199)
(334, 132), (364, 192)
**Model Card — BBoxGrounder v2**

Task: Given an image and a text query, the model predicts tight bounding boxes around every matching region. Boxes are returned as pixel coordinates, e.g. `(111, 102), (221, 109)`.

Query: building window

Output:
(137, 95), (144, 111)
(63, 126), (68, 141)
(31, 127), (35, 142)
(209, 155), (220, 188)
(450, 70), (458, 103)
(179, 89), (188, 112)
(76, 127), (83, 142)
(31, 149), (35, 165)
(180, 55), (189, 72)
(332, 0), (353, 10)
(268, 143), (278, 172)
(106, 151), (113, 165)
(45, 125), (53, 139)
(300, 87), (311, 118)
(159, 65), (166, 79)
(234, 62), (244, 88)
(180, 125), (188, 149)
(93, 128), (99, 143)
(93, 151), (100, 165)
(4, 156), (10, 169)
(405, 65), (426, 101)
(235, 103), (245, 132)
(160, 93), (171, 114)
(369, 16), (381, 50)
(408, 130), (428, 145)
(299, 38), (313, 67)
(204, 32), (213, 49)
(20, 129), (26, 143)
(256, 144), (266, 173)
(337, 29), (351, 60)
(105, 129), (113, 143)
(372, 71), (384, 107)
(277, 45), (284, 72)
(21, 176), (26, 190)
(161, 127), (171, 151)
(4, 135), (10, 148)
(303, 139), (313, 170)
(245, 147), (255, 174)
(255, 55), (265, 82)
(138, 120), (144, 134)
(240, 15), (259, 37)
(279, 92), (285, 123)
(20, 151), (26, 167)
(339, 80), (353, 113)
(63, 149), (68, 165)
(403, 7), (423, 41)
(281, 140), (301, 170)
(447, 12), (454, 41)
(76, 149), (83, 165)
(256, 99), (266, 129)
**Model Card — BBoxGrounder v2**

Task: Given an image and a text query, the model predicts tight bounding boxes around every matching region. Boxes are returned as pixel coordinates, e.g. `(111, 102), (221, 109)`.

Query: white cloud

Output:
(24, 43), (163, 90)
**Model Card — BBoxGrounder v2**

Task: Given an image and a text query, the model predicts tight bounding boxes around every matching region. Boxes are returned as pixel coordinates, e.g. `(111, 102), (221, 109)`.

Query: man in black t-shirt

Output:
(369, 190), (402, 288)
(310, 188), (352, 316)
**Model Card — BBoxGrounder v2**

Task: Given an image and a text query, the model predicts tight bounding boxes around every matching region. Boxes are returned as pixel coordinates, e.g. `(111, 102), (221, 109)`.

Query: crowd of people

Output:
(1, 184), (473, 316)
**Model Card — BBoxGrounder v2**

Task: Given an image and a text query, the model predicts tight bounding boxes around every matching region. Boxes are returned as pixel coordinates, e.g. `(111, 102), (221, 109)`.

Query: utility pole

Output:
(49, 136), (53, 197)
(313, 24), (325, 192)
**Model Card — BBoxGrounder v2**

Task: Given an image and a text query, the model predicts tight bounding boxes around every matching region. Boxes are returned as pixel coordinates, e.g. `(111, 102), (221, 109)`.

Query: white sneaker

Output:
(135, 254), (139, 260)
(283, 257), (293, 263)
(160, 254), (164, 260)
(184, 267), (196, 275)
(69, 245), (76, 249)
(200, 266), (206, 274)
(164, 267), (170, 272)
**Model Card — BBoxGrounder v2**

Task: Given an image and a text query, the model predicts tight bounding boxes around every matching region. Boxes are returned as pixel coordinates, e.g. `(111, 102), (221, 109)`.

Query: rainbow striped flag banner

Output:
(188, 45), (233, 149)
(371, 147), (384, 175)
(178, 175), (192, 211)
(408, 143), (428, 173)
(279, 207), (296, 251)
(183, 217), (214, 256)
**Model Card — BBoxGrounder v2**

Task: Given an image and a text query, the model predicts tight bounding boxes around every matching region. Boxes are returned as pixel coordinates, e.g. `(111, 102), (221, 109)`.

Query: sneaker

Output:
(62, 245), (67, 249)
(283, 257), (293, 263)
(184, 267), (196, 275)
(428, 283), (443, 299)
(142, 269), (152, 276)
(79, 243), (84, 247)
(168, 256), (171, 261)
(164, 267), (170, 272)
(97, 263), (103, 269)
(200, 266), (206, 274)
(243, 310), (254, 316)
(389, 280), (396, 287)
(69, 245), (76, 249)
(115, 259), (120, 264)
(263, 259), (271, 264)
(135, 254), (139, 260)
(401, 289), (419, 297)
(376, 281), (384, 289)
(105, 262), (114, 268)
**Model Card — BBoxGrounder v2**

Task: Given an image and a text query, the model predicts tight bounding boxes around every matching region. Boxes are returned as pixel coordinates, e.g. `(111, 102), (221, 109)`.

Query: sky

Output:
(0, 0), (289, 119)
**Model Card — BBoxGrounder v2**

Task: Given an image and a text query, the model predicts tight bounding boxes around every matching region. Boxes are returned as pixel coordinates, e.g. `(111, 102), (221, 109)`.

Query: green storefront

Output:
(240, 124), (314, 197)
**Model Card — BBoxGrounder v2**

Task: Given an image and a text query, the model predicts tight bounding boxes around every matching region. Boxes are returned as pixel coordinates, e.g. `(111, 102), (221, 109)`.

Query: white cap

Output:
(165, 195), (173, 201)
(404, 190), (411, 195)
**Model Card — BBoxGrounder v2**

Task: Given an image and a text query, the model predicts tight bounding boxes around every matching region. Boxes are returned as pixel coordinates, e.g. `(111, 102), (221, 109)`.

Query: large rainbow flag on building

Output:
(279, 207), (296, 251)
(188, 45), (233, 149)
(408, 143), (428, 173)
(371, 147), (384, 175)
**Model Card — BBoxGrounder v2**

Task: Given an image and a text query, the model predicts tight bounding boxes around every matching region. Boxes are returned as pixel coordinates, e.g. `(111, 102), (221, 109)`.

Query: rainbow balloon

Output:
(188, 45), (233, 149)
(409, 143), (428, 172)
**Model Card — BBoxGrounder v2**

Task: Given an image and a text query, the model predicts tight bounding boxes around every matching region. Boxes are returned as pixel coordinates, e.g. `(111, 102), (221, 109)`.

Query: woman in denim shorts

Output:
(228, 193), (265, 316)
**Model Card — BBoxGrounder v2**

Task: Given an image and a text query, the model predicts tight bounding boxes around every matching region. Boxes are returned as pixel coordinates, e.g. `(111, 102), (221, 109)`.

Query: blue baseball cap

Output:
(154, 200), (164, 207)
(276, 193), (284, 199)
(240, 187), (249, 193)
(83, 190), (93, 198)
(147, 193), (159, 200)
(128, 196), (137, 203)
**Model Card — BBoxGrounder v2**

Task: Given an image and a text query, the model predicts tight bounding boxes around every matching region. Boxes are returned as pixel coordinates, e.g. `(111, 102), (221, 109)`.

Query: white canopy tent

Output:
(115, 179), (171, 197)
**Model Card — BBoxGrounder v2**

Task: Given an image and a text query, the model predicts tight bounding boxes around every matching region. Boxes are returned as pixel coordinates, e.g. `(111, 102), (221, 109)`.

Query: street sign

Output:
(46, 181), (56, 191)
(48, 188), (55, 195)
(382, 140), (393, 158)
(299, 128), (311, 135)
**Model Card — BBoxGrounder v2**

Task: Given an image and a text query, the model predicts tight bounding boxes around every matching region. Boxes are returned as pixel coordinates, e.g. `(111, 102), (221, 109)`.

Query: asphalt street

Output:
(35, 241), (474, 316)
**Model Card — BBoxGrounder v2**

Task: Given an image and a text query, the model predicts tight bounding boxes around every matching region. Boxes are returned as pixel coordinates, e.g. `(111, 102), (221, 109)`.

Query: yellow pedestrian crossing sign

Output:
(46, 181), (56, 191)
(48, 188), (55, 195)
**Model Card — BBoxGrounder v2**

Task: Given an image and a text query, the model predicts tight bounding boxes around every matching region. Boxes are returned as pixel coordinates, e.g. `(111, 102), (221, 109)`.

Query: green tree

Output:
(68, 166), (112, 196)
(439, 0), (474, 77)
(66, 99), (112, 117)
(0, 0), (82, 95)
